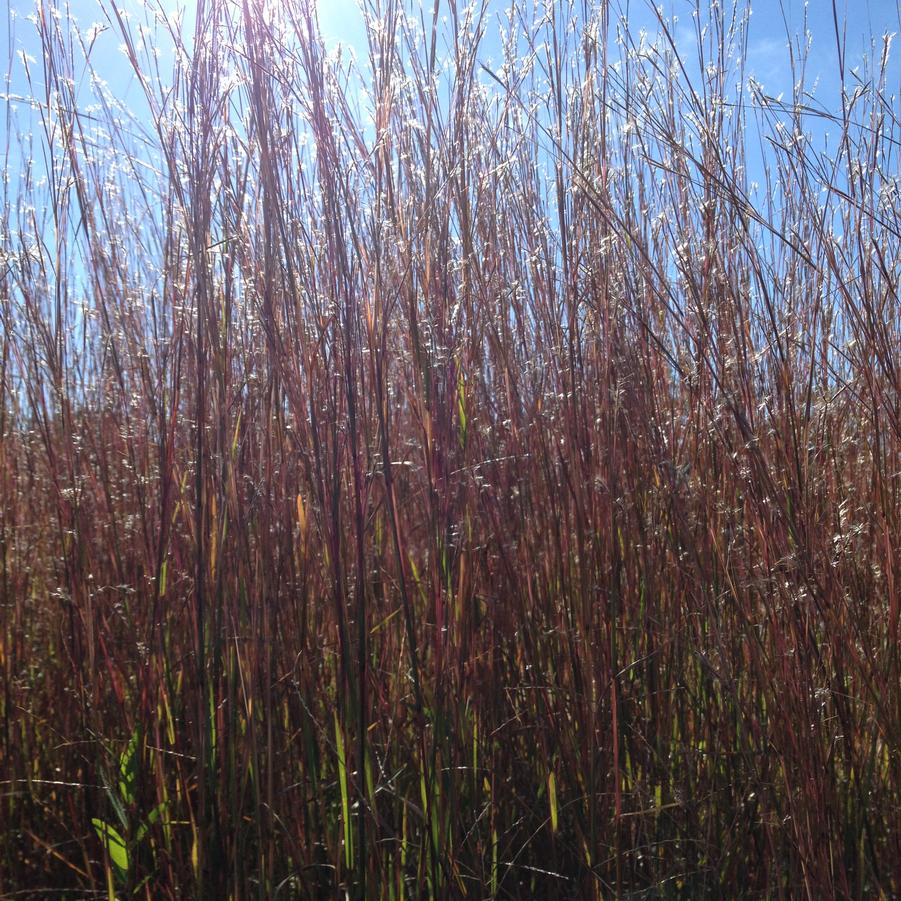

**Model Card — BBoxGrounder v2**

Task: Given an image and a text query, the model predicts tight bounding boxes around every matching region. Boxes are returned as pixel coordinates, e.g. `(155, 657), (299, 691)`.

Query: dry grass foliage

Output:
(1, 0), (899, 897)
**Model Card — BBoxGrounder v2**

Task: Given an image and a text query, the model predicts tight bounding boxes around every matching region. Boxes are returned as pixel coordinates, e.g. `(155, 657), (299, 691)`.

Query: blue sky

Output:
(3, 0), (899, 110)
(1, 0), (898, 205)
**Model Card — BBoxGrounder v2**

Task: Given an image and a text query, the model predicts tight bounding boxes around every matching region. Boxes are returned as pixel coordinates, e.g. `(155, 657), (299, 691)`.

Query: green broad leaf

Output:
(92, 818), (129, 880)
(119, 729), (140, 805)
(106, 774), (129, 832)
(135, 801), (168, 844)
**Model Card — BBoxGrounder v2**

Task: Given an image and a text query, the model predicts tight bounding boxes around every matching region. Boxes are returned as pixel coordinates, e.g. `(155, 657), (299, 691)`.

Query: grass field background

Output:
(1, 0), (899, 897)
